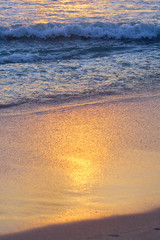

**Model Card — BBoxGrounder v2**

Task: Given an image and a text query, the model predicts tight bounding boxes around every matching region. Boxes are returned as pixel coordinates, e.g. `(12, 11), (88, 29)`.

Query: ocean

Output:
(0, 0), (160, 107)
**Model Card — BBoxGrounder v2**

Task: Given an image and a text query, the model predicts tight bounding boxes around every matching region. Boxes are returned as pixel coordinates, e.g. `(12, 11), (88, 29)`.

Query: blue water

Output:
(0, 0), (160, 107)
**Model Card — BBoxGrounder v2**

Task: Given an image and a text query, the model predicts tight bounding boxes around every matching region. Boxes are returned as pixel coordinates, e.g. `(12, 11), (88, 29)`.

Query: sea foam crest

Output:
(0, 52), (74, 64)
(0, 22), (160, 40)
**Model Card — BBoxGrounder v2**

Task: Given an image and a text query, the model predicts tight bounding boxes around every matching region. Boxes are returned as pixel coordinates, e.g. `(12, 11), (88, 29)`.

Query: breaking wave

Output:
(0, 22), (160, 40)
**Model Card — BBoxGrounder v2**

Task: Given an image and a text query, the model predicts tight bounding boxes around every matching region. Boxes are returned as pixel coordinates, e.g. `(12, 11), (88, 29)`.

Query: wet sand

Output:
(0, 93), (160, 238)
(0, 209), (160, 240)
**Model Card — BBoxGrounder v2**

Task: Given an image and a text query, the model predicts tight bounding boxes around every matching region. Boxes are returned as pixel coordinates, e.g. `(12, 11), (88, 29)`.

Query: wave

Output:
(0, 52), (73, 64)
(0, 22), (160, 40)
(0, 89), (121, 109)
(1, 89), (160, 110)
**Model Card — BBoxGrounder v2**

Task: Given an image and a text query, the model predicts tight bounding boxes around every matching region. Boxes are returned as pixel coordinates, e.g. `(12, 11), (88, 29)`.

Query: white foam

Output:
(0, 51), (74, 64)
(0, 22), (160, 40)
(0, 53), (39, 64)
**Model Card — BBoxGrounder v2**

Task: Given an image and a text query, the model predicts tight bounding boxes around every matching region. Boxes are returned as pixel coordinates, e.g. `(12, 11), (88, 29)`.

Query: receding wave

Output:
(0, 89), (119, 109)
(0, 22), (160, 40)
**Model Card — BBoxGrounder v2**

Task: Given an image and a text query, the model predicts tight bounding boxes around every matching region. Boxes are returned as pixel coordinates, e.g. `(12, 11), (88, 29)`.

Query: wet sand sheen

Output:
(0, 209), (160, 240)
(1, 209), (160, 240)
(0, 94), (160, 235)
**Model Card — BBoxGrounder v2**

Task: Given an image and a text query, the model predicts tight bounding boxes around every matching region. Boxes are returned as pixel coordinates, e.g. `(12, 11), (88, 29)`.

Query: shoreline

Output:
(1, 208), (160, 240)
(1, 91), (160, 117)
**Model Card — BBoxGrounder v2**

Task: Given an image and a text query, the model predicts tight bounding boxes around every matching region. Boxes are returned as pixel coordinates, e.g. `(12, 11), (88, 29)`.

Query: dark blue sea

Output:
(0, 0), (160, 108)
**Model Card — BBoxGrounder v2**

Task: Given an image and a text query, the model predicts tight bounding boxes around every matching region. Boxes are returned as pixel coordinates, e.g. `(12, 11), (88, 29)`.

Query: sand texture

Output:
(0, 94), (160, 238)
(0, 209), (160, 240)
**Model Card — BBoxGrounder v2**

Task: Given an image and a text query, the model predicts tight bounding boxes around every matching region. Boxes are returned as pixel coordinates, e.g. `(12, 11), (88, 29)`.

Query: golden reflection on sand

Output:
(0, 96), (160, 233)
(31, 106), (110, 200)
(26, 105), (122, 227)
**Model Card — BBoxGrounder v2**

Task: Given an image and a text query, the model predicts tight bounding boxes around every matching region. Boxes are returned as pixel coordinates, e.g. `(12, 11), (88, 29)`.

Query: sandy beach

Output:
(0, 209), (160, 240)
(0, 93), (160, 239)
(1, 0), (160, 237)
